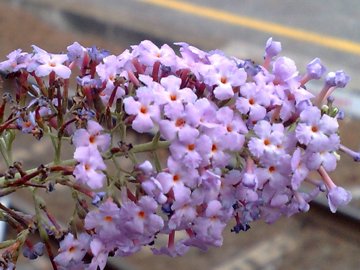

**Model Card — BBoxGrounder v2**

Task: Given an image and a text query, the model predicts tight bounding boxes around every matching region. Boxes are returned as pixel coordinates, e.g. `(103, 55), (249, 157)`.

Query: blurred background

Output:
(0, 0), (360, 269)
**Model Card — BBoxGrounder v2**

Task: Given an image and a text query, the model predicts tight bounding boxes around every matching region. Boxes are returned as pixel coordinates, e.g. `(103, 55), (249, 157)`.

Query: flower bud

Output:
(265, 37), (282, 58)
(325, 70), (350, 88)
(306, 58), (326, 79)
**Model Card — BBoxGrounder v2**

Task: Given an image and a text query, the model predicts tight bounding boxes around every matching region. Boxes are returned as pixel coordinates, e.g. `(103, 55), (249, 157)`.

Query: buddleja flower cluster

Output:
(0, 38), (355, 269)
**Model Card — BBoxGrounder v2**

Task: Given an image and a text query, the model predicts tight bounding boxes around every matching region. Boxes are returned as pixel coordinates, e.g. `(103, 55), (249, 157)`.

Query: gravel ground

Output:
(1, 2), (360, 270)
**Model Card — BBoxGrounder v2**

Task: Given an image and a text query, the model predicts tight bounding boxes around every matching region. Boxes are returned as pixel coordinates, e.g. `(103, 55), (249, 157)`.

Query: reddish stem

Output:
(152, 61), (161, 82)
(41, 205), (62, 232)
(0, 202), (28, 228)
(0, 116), (19, 133)
(168, 230), (175, 249)
(44, 239), (58, 270)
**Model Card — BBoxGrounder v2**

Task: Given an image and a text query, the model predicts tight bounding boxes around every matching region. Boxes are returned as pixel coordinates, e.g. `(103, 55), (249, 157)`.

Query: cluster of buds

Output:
(0, 38), (356, 269)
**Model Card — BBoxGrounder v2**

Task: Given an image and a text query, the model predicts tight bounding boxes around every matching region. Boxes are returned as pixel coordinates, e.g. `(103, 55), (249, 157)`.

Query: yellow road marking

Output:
(141, 0), (360, 55)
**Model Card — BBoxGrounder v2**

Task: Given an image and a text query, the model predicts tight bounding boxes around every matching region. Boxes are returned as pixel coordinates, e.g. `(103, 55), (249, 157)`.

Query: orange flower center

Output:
(140, 106), (148, 114)
(187, 144), (195, 151)
(212, 144), (217, 152)
(220, 76), (227, 84)
(263, 138), (271, 146)
(104, 216), (113, 222)
(173, 174), (180, 182)
(311, 126), (318, 132)
(138, 211), (145, 218)
(175, 118), (185, 127)
(89, 135), (96, 144)
(24, 121), (32, 128)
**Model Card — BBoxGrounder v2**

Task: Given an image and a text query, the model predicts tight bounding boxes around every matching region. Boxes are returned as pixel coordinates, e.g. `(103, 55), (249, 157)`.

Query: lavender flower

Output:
(325, 70), (350, 88)
(265, 37), (282, 59)
(31, 46), (71, 79)
(123, 86), (160, 133)
(73, 120), (110, 152)
(54, 233), (91, 267)
(327, 186), (352, 213)
(73, 146), (106, 189)
(0, 38), (356, 267)
(306, 58), (326, 80)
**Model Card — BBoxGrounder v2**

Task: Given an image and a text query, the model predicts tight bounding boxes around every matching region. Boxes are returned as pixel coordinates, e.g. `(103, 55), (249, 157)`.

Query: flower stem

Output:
(33, 191), (58, 270)
(131, 140), (170, 153)
(0, 137), (11, 167)
(0, 159), (76, 186)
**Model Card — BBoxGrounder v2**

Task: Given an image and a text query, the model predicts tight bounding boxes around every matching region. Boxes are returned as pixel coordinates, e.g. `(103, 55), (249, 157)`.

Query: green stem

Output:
(54, 136), (62, 164)
(43, 124), (62, 164)
(5, 130), (15, 165)
(33, 190), (58, 270)
(131, 140), (170, 153)
(0, 137), (10, 167)
(0, 239), (16, 249)
(152, 151), (162, 172)
(0, 158), (76, 185)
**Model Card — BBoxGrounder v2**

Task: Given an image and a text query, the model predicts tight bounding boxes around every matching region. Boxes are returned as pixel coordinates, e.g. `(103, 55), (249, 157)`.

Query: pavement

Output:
(4, 0), (360, 118)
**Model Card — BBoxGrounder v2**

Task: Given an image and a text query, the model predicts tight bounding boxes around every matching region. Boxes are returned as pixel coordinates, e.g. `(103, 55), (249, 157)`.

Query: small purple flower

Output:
(235, 82), (269, 122)
(295, 106), (339, 151)
(291, 148), (309, 190)
(306, 58), (326, 80)
(169, 134), (212, 169)
(88, 238), (108, 270)
(219, 170), (241, 208)
(73, 146), (106, 189)
(54, 233), (91, 267)
(215, 106), (247, 151)
(96, 55), (126, 105)
(141, 176), (168, 204)
(77, 75), (102, 89)
(137, 160), (154, 175)
(325, 70), (350, 88)
(157, 75), (197, 116)
(123, 86), (160, 133)
(306, 150), (337, 172)
(16, 111), (37, 134)
(207, 130), (232, 168)
(22, 242), (45, 260)
(327, 186), (352, 213)
(88, 46), (110, 63)
(31, 46), (71, 79)
(187, 200), (231, 249)
(272, 56), (298, 84)
(67, 42), (88, 69)
(265, 37), (281, 59)
(134, 40), (177, 67)
(0, 49), (30, 73)
(255, 159), (290, 189)
(85, 199), (122, 241)
(119, 196), (164, 237)
(159, 104), (197, 141)
(157, 156), (199, 193)
(168, 194), (197, 230)
(248, 121), (285, 160)
(202, 54), (247, 100)
(73, 120), (110, 152)
(152, 238), (190, 257)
